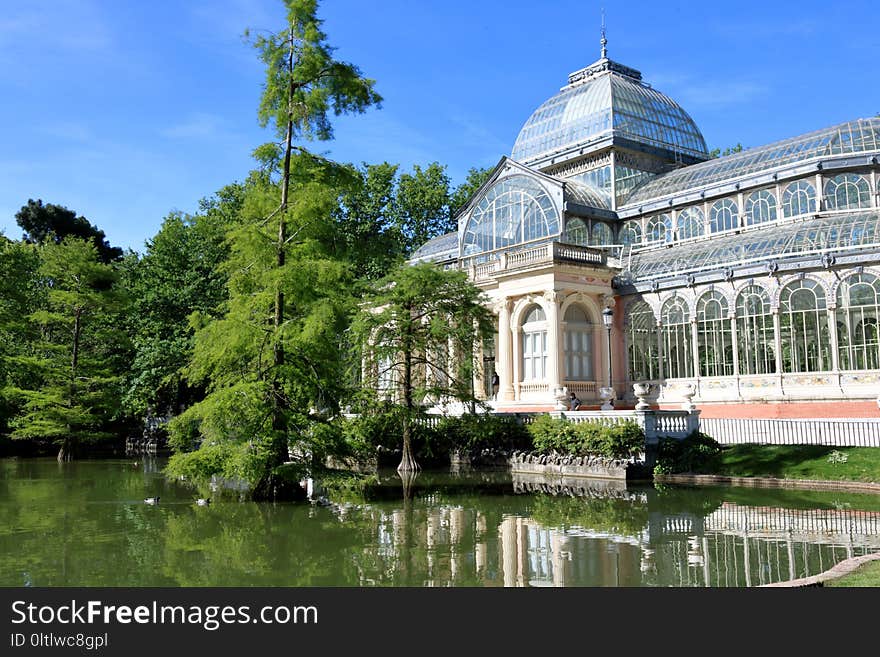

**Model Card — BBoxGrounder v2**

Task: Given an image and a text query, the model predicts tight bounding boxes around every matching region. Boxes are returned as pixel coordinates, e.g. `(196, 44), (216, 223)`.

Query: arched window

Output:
(696, 291), (733, 377)
(824, 174), (871, 210)
(645, 214), (672, 244)
(780, 279), (830, 373)
(744, 189), (777, 226)
(676, 207), (704, 241)
(782, 180), (817, 218)
(563, 305), (593, 381)
(564, 217), (588, 244)
(377, 353), (395, 399)
(619, 220), (642, 246)
(709, 199), (739, 233)
(590, 222), (613, 246)
(736, 285), (776, 375)
(836, 273), (880, 370)
(661, 297), (693, 379)
(626, 301), (659, 381)
(462, 175), (560, 257)
(521, 305), (547, 381)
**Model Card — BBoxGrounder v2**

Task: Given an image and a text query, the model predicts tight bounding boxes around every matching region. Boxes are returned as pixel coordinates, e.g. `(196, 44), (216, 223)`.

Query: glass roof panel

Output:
(627, 210), (880, 280)
(409, 231), (458, 262)
(624, 118), (880, 205)
(511, 69), (708, 165)
(564, 180), (612, 209)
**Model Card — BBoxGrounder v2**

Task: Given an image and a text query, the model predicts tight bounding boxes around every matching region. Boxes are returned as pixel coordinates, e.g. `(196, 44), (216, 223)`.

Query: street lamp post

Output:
(601, 306), (614, 411)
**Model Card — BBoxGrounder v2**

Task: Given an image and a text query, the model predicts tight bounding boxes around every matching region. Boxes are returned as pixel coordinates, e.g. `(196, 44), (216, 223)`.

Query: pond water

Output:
(2, 457), (879, 587)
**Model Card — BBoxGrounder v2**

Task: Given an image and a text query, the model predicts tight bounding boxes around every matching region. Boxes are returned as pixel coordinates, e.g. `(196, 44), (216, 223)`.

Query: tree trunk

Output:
(398, 310), (420, 473)
(57, 438), (73, 462)
(265, 28), (296, 491)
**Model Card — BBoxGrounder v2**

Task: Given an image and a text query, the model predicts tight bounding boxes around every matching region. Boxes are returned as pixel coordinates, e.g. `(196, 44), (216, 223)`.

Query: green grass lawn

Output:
(703, 445), (880, 484)
(825, 559), (880, 587)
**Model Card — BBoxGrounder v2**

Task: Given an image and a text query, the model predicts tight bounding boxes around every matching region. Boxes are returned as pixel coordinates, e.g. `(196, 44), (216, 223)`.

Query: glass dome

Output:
(511, 59), (708, 166)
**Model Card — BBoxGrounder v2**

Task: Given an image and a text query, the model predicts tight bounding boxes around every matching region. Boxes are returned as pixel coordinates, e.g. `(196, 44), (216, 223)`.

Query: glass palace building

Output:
(409, 47), (880, 418)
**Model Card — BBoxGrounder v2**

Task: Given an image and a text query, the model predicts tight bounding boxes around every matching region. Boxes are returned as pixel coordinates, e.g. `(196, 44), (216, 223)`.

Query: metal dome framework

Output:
(511, 58), (708, 167)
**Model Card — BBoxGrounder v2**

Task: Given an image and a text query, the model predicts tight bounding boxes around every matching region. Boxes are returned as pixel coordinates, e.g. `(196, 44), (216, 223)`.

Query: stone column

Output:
(827, 306), (840, 372)
(656, 320), (665, 381)
(772, 310), (784, 388)
(690, 318), (701, 382)
(496, 299), (514, 401)
(474, 323), (486, 401)
(544, 290), (562, 400)
(512, 327), (522, 401)
(729, 312), (740, 377)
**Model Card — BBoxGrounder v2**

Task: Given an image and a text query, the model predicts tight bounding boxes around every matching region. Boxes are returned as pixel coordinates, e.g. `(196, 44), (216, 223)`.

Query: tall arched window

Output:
(696, 291), (733, 377)
(780, 279), (830, 373)
(836, 273), (880, 371)
(744, 189), (777, 226)
(676, 207), (704, 241)
(661, 297), (694, 379)
(563, 305), (593, 381)
(782, 180), (817, 218)
(564, 217), (588, 244)
(619, 220), (642, 246)
(521, 305), (548, 381)
(590, 222), (613, 246)
(736, 285), (776, 375)
(645, 214), (672, 244)
(709, 199), (739, 233)
(462, 175), (560, 257)
(824, 174), (871, 210)
(626, 301), (659, 381)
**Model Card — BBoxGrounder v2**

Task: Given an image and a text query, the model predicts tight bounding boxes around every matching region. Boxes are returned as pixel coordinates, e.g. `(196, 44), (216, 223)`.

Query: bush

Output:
(165, 443), (232, 481)
(527, 418), (645, 459)
(653, 431), (722, 475)
(337, 409), (532, 463)
(437, 413), (532, 453)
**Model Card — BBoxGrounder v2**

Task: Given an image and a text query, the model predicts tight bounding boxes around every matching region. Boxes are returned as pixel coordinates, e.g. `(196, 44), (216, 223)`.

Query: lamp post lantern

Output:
(601, 306), (614, 410)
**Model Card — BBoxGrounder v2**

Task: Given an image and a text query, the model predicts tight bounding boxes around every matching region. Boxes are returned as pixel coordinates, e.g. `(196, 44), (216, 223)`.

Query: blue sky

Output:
(1, 0), (878, 253)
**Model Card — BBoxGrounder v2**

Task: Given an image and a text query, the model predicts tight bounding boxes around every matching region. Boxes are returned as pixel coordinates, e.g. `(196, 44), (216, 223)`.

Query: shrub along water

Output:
(526, 416), (645, 460)
(653, 432), (723, 475)
(336, 408), (532, 467)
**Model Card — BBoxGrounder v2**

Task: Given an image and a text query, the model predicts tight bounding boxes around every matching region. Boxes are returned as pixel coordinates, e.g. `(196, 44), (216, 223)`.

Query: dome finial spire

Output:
(600, 8), (608, 59)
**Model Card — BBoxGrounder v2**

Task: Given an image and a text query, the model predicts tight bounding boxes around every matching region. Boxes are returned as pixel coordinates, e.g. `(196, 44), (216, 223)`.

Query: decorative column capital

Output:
(493, 298), (511, 315)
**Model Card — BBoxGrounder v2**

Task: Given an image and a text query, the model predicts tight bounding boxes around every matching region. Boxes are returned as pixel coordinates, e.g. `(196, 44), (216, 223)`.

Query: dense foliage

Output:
(0, 0), (498, 487)
(527, 415), (645, 460)
(653, 432), (723, 474)
(335, 408), (532, 467)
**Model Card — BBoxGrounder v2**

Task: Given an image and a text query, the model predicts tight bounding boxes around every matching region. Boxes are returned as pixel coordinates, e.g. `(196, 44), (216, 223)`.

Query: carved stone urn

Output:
(633, 383), (652, 411)
(599, 386), (615, 411)
(553, 385), (569, 411)
(680, 383), (696, 411)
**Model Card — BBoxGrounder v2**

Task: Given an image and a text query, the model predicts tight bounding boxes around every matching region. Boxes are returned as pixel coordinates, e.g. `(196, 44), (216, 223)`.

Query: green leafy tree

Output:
(0, 238), (43, 437)
(708, 143), (745, 159)
(450, 166), (493, 217)
(124, 179), (249, 417)
(165, 158), (353, 495)
(334, 161), (403, 280)
(351, 263), (494, 472)
(15, 199), (123, 263)
(227, 0), (380, 499)
(6, 238), (128, 460)
(395, 162), (452, 255)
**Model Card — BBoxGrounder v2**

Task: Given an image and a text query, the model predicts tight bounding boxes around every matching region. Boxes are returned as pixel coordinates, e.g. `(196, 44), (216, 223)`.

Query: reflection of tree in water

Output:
(5, 460), (880, 587)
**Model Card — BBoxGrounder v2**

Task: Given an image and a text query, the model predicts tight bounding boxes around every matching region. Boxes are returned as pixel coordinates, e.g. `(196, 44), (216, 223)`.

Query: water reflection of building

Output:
(323, 480), (880, 587)
(650, 502), (880, 587)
